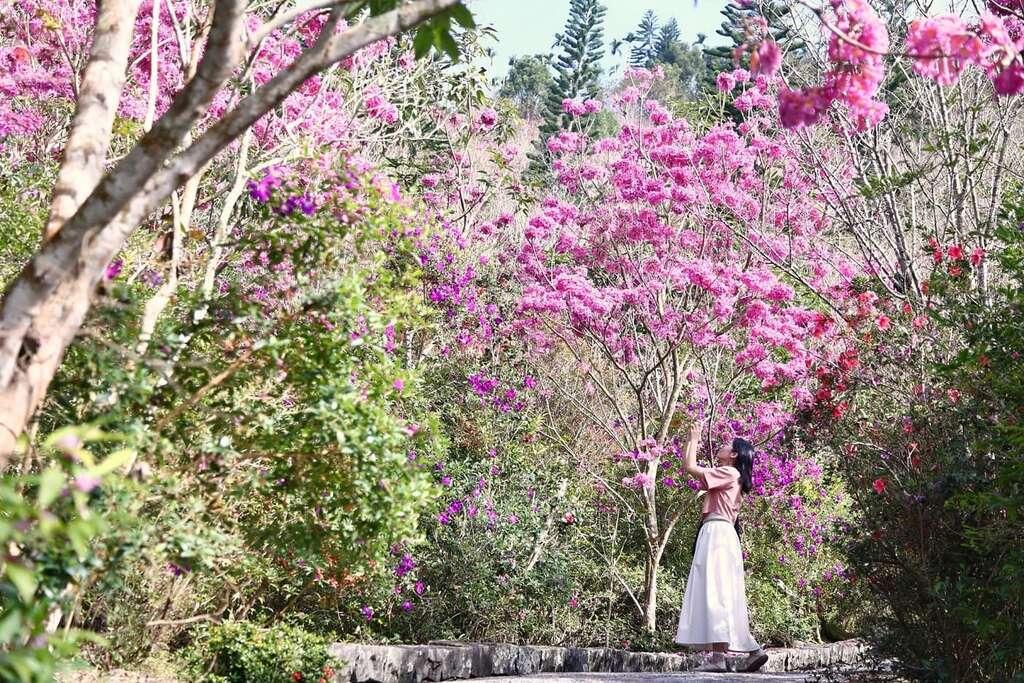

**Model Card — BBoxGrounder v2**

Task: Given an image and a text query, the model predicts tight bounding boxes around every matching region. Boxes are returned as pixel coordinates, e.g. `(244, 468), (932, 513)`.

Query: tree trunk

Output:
(641, 548), (660, 632)
(640, 507), (682, 633)
(44, 0), (141, 241)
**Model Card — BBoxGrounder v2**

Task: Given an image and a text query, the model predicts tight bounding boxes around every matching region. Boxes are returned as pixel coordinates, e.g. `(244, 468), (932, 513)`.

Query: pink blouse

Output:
(700, 466), (742, 524)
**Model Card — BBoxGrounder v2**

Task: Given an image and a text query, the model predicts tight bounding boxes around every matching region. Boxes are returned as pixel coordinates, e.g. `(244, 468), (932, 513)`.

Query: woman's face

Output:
(715, 441), (736, 466)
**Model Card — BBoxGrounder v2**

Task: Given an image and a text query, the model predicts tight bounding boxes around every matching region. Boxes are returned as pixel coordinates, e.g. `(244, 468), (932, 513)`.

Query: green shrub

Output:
(0, 427), (129, 682)
(183, 620), (337, 683)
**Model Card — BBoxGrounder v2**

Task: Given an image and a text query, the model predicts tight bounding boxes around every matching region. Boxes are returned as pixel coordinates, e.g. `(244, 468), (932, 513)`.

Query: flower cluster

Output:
(906, 12), (1024, 95)
(778, 0), (889, 130)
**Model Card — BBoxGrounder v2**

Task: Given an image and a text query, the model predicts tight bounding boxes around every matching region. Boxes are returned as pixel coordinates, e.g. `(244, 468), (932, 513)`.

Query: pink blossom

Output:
(475, 107), (498, 130)
(752, 40), (782, 76)
(73, 473), (101, 493)
(906, 15), (985, 86)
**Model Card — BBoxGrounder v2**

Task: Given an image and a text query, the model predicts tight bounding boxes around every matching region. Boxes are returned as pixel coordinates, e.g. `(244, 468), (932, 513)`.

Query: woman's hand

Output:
(688, 419), (704, 442)
(684, 419), (705, 477)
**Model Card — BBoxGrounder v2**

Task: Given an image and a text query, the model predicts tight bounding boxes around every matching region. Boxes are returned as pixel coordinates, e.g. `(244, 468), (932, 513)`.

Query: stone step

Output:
(326, 639), (867, 682)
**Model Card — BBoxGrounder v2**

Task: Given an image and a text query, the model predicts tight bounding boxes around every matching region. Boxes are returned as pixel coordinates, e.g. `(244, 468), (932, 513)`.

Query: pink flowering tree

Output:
(496, 69), (856, 631)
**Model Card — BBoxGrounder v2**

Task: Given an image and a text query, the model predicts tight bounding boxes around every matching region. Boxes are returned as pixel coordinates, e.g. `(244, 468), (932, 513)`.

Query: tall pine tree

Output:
(703, 1), (803, 83)
(655, 18), (681, 63)
(628, 10), (659, 68)
(538, 0), (606, 144)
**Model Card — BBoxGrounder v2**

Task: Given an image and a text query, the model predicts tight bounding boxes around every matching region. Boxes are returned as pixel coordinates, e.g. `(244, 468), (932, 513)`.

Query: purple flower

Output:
(440, 476), (452, 487)
(395, 553), (416, 578)
(476, 107), (498, 129)
(414, 581), (426, 596)
(360, 605), (374, 620)
(400, 600), (414, 612)
(141, 269), (164, 287)
(294, 194), (316, 216)
(247, 169), (283, 202)
(104, 259), (123, 281)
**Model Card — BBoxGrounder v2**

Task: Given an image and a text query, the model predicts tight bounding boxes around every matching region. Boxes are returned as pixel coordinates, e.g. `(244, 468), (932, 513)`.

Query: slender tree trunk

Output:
(524, 479), (568, 573)
(44, 0), (141, 242)
(640, 505), (682, 633)
(641, 548), (660, 632)
(135, 169), (202, 355)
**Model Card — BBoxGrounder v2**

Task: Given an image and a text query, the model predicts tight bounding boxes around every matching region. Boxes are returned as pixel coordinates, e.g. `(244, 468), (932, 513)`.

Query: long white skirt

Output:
(674, 518), (760, 652)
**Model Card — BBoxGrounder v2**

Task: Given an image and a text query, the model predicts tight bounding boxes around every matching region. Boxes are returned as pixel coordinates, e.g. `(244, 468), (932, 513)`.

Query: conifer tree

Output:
(703, 1), (803, 82)
(655, 18), (681, 63)
(538, 0), (606, 144)
(628, 10), (659, 68)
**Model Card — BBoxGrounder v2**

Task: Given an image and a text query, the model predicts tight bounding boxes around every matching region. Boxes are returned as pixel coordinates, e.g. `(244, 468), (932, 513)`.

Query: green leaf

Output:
(66, 520), (93, 558)
(37, 467), (65, 509)
(0, 609), (22, 644)
(367, 0), (396, 15)
(92, 448), (133, 477)
(413, 25), (433, 59)
(449, 3), (475, 29)
(5, 563), (37, 603)
(437, 29), (460, 61)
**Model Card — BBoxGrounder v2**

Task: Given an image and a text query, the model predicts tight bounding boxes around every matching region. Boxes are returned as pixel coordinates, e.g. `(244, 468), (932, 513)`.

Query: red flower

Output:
(947, 244), (964, 260)
(911, 454), (921, 469)
(11, 46), (30, 63)
(922, 280), (931, 294)
(872, 478), (887, 494)
(970, 247), (985, 266)
(292, 673), (304, 682)
(948, 264), (962, 277)
(979, 354), (991, 367)
(838, 348), (859, 371)
(876, 314), (891, 331)
(832, 401), (850, 419)
(811, 312), (830, 338)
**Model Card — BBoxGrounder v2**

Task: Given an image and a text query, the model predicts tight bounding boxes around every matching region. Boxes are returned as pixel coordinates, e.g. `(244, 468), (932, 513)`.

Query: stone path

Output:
(472, 674), (817, 683)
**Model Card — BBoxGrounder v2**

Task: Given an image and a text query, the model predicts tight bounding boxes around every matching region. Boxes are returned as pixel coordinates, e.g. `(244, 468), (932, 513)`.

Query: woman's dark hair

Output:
(731, 437), (755, 495)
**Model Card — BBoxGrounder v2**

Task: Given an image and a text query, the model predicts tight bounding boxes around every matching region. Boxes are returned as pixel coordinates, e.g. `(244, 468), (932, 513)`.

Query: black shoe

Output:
(740, 648), (769, 672)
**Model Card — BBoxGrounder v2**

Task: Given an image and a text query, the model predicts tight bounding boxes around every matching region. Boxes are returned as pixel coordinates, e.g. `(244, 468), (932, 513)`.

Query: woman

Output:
(675, 421), (768, 673)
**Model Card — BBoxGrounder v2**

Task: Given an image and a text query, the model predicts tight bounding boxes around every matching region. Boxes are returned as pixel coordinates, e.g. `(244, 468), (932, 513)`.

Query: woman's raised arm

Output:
(684, 420), (706, 478)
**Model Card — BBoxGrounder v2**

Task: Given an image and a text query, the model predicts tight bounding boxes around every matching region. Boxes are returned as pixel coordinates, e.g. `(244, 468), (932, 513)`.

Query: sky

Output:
(469, 0), (732, 81)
